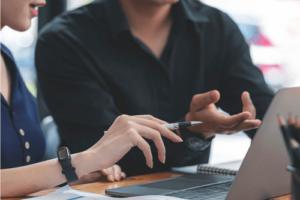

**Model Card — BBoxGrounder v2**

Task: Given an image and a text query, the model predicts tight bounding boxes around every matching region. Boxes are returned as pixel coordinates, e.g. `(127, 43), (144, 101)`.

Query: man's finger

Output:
(242, 92), (256, 119)
(228, 131), (239, 135)
(218, 112), (251, 128)
(228, 119), (261, 132)
(190, 90), (220, 112)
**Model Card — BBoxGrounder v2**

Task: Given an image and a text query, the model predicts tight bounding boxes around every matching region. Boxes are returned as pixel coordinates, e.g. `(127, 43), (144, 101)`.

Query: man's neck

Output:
(119, 0), (172, 37)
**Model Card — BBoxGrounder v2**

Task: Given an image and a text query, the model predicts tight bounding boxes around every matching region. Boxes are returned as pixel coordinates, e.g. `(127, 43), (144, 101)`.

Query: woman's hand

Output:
(69, 165), (126, 186)
(0, 115), (181, 197)
(86, 115), (182, 172)
(100, 165), (126, 181)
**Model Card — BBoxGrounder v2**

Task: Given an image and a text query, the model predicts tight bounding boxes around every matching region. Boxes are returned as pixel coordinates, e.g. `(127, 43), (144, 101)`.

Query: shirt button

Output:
(26, 155), (31, 163)
(20, 129), (25, 136)
(25, 142), (30, 149)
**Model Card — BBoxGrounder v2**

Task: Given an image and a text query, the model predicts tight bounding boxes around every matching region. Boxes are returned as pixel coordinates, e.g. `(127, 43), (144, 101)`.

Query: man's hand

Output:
(185, 90), (261, 139)
(69, 165), (126, 186)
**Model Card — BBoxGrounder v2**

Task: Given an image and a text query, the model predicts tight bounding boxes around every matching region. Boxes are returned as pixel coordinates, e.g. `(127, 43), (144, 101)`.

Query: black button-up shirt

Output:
(36, 0), (274, 176)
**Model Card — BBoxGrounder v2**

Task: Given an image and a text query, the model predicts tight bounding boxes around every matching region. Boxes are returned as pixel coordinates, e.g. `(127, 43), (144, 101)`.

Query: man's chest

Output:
(88, 41), (204, 118)
(82, 29), (220, 118)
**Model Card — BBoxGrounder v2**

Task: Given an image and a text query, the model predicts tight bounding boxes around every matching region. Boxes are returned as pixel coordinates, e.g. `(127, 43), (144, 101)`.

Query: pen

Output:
(162, 121), (203, 130)
(104, 121), (202, 134)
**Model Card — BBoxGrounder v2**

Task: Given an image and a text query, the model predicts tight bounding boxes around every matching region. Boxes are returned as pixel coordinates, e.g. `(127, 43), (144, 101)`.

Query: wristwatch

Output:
(57, 147), (79, 183)
(180, 128), (213, 151)
(185, 137), (211, 151)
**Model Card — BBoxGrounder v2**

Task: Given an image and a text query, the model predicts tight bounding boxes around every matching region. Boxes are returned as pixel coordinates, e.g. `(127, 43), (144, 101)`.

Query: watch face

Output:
(185, 137), (209, 151)
(58, 147), (69, 160)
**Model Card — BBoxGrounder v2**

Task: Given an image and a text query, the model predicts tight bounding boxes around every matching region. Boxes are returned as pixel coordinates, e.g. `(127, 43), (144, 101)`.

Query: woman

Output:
(0, 0), (182, 197)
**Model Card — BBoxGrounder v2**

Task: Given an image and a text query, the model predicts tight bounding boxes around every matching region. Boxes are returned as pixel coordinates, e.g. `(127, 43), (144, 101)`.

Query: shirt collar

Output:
(180, 0), (210, 24)
(104, 0), (210, 41)
(104, 0), (130, 41)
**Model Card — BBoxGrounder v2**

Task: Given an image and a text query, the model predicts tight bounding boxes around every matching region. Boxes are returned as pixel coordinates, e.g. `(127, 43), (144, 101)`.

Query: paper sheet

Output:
(25, 185), (185, 200)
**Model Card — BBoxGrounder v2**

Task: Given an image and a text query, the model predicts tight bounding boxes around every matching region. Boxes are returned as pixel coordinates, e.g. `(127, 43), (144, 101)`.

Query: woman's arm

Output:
(1, 151), (95, 197)
(1, 115), (182, 197)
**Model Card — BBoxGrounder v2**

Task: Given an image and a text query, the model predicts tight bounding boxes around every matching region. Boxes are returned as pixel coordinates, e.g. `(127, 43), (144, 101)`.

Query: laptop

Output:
(106, 87), (300, 200)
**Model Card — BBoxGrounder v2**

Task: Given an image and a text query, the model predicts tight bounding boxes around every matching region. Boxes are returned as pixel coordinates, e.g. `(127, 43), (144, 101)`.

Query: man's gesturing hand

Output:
(185, 90), (261, 139)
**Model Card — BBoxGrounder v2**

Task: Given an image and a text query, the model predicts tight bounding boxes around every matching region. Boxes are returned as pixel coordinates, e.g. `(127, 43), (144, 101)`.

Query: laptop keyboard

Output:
(163, 180), (233, 200)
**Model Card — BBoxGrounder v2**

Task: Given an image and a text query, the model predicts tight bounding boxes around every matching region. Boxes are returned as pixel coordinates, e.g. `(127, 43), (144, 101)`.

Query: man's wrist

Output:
(180, 128), (213, 151)
(184, 112), (216, 139)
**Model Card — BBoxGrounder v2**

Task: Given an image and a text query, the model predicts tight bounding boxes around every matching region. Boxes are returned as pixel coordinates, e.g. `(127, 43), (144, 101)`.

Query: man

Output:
(35, 0), (274, 176)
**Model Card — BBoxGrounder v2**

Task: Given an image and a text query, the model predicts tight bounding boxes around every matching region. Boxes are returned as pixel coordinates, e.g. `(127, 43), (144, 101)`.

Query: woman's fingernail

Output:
(115, 174), (120, 180)
(176, 135), (183, 142)
(109, 175), (114, 181)
(149, 162), (153, 169)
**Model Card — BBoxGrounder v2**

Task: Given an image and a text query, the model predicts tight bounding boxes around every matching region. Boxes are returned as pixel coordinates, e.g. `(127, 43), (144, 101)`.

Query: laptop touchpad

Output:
(140, 178), (212, 190)
(139, 174), (234, 190)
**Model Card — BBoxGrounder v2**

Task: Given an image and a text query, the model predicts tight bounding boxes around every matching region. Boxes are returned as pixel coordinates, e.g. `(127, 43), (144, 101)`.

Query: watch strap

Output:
(59, 157), (79, 183)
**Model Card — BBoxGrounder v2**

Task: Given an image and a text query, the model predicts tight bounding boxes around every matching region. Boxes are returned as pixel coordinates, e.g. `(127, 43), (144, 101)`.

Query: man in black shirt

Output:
(35, 0), (274, 176)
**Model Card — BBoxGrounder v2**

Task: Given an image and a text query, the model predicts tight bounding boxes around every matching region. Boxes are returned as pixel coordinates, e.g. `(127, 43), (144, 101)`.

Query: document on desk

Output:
(25, 185), (185, 200)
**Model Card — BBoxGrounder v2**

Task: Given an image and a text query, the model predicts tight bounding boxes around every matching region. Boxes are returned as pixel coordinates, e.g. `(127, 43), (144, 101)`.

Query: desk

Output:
(2, 172), (291, 200)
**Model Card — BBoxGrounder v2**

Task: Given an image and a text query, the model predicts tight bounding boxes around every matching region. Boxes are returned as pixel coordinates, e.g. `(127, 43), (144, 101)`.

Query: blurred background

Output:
(1, 0), (300, 165)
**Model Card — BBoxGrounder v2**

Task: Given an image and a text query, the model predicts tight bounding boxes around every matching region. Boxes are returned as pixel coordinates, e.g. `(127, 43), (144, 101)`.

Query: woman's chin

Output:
(17, 24), (31, 32)
(10, 21), (31, 32)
